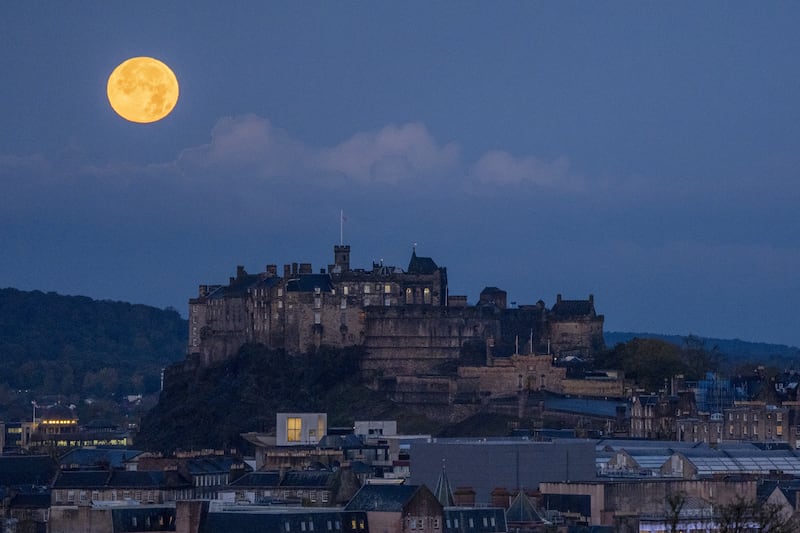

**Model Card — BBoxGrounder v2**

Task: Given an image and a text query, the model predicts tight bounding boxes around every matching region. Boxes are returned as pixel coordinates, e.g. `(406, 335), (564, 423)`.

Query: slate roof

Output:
(53, 470), (191, 489)
(551, 298), (593, 317)
(0, 455), (58, 487)
(228, 472), (281, 488)
(279, 470), (334, 488)
(407, 251), (438, 274)
(285, 274), (335, 293)
(52, 470), (111, 488)
(8, 492), (51, 509)
(209, 273), (280, 299)
(186, 457), (243, 475)
(59, 448), (142, 469)
(345, 484), (421, 512)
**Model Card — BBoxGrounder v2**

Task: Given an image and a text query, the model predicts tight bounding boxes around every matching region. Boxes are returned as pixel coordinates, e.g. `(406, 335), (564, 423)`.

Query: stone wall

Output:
(561, 378), (624, 398)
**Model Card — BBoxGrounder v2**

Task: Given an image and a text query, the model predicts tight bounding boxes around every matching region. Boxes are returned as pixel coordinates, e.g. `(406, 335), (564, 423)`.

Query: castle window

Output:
(287, 417), (302, 442)
(423, 288), (431, 304)
(314, 297), (321, 309)
(314, 313), (321, 325)
(340, 298), (347, 309)
(384, 284), (391, 294)
(364, 285), (371, 294)
(344, 286), (349, 296)
(406, 288), (413, 304)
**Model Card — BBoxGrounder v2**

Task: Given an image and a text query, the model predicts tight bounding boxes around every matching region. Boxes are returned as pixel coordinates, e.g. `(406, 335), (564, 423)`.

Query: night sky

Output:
(2, 3), (799, 346)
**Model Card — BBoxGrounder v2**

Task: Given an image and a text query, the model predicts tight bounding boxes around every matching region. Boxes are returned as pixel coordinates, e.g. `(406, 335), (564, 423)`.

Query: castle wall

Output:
(458, 355), (568, 398)
(362, 307), (498, 377)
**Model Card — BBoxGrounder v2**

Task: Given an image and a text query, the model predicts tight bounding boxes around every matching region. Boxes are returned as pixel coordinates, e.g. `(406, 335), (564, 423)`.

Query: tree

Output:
(715, 496), (798, 533)
(665, 490), (687, 533)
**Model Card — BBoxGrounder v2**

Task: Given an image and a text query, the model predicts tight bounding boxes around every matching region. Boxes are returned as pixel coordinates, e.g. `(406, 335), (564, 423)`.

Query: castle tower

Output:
(333, 245), (351, 273)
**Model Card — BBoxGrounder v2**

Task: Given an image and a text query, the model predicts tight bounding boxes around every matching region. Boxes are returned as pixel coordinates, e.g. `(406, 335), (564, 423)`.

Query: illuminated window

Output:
(406, 288), (413, 304)
(287, 417), (302, 442)
(423, 288), (431, 304)
(384, 284), (391, 294)
(363, 285), (370, 294)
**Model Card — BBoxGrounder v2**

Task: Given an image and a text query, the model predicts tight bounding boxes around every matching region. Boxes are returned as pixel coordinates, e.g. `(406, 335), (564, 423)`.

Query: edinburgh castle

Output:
(187, 245), (613, 410)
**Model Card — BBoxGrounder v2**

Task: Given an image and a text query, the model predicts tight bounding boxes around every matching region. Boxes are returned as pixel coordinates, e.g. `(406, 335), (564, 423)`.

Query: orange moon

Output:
(107, 57), (179, 123)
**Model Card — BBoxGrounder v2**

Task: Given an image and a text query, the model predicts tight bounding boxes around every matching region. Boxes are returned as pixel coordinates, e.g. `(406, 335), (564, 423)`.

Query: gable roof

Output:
(407, 251), (438, 275)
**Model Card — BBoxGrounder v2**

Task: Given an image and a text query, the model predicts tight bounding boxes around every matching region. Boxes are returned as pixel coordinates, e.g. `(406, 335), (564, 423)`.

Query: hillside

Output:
(0, 288), (187, 415)
(136, 344), (448, 453)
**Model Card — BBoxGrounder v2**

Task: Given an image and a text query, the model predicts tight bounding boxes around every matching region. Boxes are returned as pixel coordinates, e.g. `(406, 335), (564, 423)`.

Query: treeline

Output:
(593, 336), (719, 391)
(0, 288), (187, 403)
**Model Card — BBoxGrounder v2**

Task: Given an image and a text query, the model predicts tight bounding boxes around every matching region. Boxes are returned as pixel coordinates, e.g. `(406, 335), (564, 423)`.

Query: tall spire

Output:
(433, 459), (455, 507)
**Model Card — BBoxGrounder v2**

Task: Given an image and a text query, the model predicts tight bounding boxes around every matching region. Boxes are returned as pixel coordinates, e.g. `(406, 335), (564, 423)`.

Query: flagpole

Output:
(340, 210), (343, 245)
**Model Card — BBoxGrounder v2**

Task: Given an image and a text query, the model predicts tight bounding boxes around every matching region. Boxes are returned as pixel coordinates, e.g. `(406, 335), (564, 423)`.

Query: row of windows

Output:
(56, 489), (158, 504)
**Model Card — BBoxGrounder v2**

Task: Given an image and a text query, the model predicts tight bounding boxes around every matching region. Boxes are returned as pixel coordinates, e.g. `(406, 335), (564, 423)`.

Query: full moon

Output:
(107, 57), (179, 123)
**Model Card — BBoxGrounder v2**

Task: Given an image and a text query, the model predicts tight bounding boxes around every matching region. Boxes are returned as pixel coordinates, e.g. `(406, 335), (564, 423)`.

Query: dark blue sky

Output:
(2, 3), (799, 346)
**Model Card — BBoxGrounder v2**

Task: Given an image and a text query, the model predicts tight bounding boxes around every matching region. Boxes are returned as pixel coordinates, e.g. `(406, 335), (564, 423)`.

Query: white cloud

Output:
(176, 114), (310, 178)
(469, 150), (580, 190)
(316, 122), (460, 184)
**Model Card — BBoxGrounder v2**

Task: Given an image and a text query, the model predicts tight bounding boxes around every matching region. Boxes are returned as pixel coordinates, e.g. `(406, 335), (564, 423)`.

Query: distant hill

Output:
(604, 331), (800, 362)
(0, 288), (187, 401)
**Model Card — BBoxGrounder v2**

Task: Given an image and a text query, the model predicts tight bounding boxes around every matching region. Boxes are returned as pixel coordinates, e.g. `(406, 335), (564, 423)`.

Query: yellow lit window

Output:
(287, 417), (302, 442)
(423, 288), (431, 304)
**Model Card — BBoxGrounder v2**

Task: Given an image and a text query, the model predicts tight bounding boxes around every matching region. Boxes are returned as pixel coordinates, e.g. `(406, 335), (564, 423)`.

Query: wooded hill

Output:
(0, 288), (187, 419)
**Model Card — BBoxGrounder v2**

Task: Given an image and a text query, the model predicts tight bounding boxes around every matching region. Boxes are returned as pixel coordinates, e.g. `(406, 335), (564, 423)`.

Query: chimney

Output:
(454, 486), (476, 507)
(292, 262), (298, 275)
(266, 264), (277, 277)
(299, 263), (312, 274)
(556, 294), (562, 304)
(490, 487), (511, 509)
(284, 264), (291, 278)
(236, 265), (246, 278)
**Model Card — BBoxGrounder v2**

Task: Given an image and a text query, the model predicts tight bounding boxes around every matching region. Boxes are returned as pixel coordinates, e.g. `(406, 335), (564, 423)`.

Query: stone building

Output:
(187, 244), (605, 379)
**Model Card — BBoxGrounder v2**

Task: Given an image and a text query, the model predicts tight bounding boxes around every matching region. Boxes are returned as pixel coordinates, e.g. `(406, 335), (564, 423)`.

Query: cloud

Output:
(176, 114), (310, 179)
(316, 122), (460, 184)
(469, 150), (581, 190)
